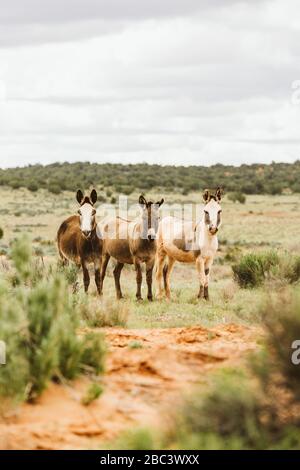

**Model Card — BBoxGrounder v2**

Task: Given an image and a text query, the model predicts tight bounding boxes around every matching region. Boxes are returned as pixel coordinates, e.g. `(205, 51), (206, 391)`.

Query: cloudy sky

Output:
(0, 0), (300, 168)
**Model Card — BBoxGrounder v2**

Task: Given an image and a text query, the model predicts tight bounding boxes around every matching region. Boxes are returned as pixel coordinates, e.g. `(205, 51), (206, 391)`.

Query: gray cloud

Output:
(1, 0), (239, 24)
(0, 0), (299, 168)
(0, 0), (260, 47)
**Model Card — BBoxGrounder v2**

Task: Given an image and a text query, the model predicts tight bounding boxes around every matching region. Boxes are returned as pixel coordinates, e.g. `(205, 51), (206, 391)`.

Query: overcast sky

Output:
(0, 0), (300, 168)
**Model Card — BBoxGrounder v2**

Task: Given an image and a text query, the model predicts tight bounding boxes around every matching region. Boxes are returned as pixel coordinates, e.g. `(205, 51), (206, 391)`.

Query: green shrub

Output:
(48, 183), (62, 194)
(10, 235), (33, 283)
(232, 251), (277, 288)
(81, 382), (103, 406)
(9, 179), (22, 189)
(224, 246), (242, 263)
(0, 237), (106, 403)
(233, 251), (300, 288)
(260, 290), (300, 402)
(57, 262), (79, 290)
(174, 370), (268, 449)
(228, 191), (246, 204)
(279, 255), (300, 284)
(27, 181), (38, 192)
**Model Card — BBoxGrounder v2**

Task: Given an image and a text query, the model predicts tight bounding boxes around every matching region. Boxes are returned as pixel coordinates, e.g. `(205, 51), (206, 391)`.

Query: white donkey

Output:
(156, 188), (222, 300)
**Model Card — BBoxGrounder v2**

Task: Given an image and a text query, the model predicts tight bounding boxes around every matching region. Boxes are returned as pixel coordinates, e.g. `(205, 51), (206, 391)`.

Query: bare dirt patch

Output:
(0, 323), (261, 450)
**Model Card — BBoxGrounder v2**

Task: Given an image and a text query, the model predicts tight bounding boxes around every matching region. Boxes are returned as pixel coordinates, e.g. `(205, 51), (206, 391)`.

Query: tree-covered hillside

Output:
(0, 161), (299, 196)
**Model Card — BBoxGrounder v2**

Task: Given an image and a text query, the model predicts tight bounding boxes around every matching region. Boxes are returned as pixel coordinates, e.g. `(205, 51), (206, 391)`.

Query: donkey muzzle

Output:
(82, 230), (92, 239)
(147, 228), (156, 241)
(209, 226), (218, 235)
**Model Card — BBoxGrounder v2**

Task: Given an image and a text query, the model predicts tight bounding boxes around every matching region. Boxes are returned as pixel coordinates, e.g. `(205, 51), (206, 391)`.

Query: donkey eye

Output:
(204, 210), (209, 215)
(78, 210), (81, 215)
(218, 210), (222, 214)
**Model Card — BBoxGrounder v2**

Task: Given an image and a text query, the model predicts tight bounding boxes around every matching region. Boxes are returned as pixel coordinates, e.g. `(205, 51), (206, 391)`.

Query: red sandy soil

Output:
(0, 323), (261, 450)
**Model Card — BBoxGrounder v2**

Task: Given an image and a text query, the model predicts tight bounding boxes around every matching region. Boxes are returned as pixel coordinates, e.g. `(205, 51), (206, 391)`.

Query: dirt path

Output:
(0, 324), (261, 450)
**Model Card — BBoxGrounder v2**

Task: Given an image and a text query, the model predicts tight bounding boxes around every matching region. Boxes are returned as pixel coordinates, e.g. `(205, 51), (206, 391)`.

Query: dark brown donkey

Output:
(99, 195), (164, 300)
(57, 189), (102, 293)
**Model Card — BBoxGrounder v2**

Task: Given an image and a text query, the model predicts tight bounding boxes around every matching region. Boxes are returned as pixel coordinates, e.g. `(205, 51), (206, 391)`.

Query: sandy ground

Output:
(0, 323), (261, 450)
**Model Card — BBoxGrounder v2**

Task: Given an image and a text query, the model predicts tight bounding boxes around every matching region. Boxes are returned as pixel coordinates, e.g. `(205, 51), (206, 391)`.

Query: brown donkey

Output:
(99, 195), (164, 300)
(57, 189), (102, 293)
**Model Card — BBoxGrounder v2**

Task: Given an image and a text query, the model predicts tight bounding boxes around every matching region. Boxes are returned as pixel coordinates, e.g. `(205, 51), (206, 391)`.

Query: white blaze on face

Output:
(147, 227), (156, 239)
(204, 199), (222, 230)
(79, 203), (95, 233)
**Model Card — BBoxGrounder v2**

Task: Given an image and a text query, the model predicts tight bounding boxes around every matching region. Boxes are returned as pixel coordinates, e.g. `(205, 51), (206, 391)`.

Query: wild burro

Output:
(156, 188), (222, 301)
(99, 195), (164, 301)
(57, 189), (102, 294)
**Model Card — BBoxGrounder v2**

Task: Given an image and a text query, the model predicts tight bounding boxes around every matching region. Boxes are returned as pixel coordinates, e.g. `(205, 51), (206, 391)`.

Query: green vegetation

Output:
(81, 382), (104, 406)
(0, 237), (105, 403)
(0, 185), (299, 449)
(128, 341), (143, 350)
(115, 288), (300, 449)
(227, 191), (246, 204)
(1, 161), (300, 195)
(232, 251), (300, 288)
(78, 297), (129, 327)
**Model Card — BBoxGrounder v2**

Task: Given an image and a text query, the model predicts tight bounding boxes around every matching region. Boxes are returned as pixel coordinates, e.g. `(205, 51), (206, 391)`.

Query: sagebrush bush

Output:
(259, 289), (300, 402)
(227, 191), (246, 204)
(174, 370), (268, 449)
(232, 250), (300, 288)
(57, 262), (79, 292)
(279, 255), (300, 284)
(0, 237), (105, 403)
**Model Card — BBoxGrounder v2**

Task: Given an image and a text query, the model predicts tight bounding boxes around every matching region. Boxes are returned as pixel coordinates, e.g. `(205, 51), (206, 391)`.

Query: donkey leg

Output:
(146, 259), (155, 301)
(99, 253), (110, 296)
(58, 247), (69, 267)
(134, 260), (143, 301)
(196, 257), (207, 300)
(94, 258), (102, 295)
(113, 262), (124, 299)
(155, 251), (166, 300)
(164, 256), (175, 300)
(203, 258), (213, 301)
(81, 261), (90, 293)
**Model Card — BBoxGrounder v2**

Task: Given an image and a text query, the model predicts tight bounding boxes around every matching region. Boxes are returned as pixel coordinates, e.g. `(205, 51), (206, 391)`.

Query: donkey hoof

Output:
(136, 296), (143, 302)
(147, 295), (153, 302)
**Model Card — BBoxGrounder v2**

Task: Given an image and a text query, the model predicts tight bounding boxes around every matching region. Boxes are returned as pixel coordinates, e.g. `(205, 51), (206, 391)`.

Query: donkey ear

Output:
(156, 198), (164, 207)
(215, 187), (222, 201)
(76, 189), (84, 204)
(203, 189), (210, 202)
(139, 195), (147, 207)
(90, 189), (97, 205)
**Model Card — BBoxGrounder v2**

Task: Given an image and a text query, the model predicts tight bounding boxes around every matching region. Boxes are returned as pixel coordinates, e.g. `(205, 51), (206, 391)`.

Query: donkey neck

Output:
(131, 219), (157, 252)
(197, 216), (218, 249)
